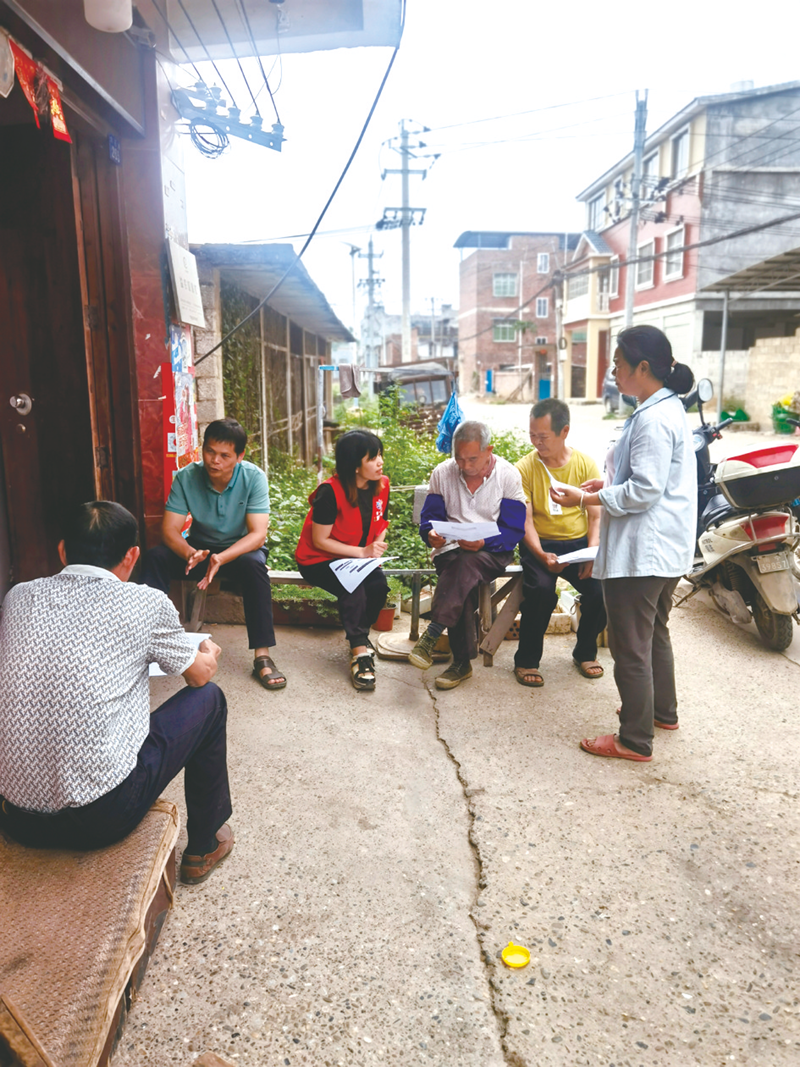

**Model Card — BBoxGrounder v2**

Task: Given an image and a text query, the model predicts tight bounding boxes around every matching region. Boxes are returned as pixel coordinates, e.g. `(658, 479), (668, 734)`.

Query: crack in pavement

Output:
(425, 678), (524, 1067)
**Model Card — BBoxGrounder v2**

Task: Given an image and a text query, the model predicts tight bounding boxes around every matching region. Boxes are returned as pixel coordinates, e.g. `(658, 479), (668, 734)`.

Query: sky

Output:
(183, 0), (800, 335)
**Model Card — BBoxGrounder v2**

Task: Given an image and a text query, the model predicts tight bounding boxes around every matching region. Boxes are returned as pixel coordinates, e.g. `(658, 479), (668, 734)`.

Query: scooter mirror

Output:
(697, 378), (713, 404)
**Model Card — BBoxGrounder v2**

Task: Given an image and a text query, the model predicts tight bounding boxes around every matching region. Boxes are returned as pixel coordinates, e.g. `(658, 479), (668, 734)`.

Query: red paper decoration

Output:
(8, 37), (71, 143)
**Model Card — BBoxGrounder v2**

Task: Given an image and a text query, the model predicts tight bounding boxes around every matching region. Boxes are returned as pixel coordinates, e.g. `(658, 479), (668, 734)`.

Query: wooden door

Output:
(0, 126), (95, 583)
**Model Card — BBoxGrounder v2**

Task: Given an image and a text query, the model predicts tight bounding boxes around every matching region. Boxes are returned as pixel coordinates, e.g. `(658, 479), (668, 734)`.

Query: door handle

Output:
(9, 393), (33, 416)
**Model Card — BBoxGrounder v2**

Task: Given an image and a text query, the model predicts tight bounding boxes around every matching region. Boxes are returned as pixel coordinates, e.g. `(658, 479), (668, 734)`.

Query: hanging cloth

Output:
(339, 364), (361, 399)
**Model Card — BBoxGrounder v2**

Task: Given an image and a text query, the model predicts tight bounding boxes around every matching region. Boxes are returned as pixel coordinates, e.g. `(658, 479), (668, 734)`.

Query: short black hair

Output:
(62, 501), (139, 569)
(530, 398), (570, 435)
(203, 417), (247, 455)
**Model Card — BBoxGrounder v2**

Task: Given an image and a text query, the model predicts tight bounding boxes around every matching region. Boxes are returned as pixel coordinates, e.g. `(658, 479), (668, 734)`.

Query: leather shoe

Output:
(180, 823), (235, 885)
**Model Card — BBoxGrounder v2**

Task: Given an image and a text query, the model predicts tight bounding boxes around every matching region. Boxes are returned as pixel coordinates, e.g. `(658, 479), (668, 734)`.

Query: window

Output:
(671, 128), (689, 180)
(572, 329), (587, 343)
(636, 240), (655, 288)
(588, 193), (605, 231)
(664, 228), (684, 279)
(493, 272), (518, 297)
(642, 152), (659, 197)
(535, 297), (549, 318)
(609, 256), (619, 297)
(567, 273), (589, 299)
(535, 336), (548, 345)
(493, 319), (516, 342)
(537, 252), (550, 274)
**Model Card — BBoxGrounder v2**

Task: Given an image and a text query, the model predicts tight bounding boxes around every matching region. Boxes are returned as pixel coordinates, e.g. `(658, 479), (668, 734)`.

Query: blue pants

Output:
(0, 683), (232, 851)
(141, 542), (275, 650)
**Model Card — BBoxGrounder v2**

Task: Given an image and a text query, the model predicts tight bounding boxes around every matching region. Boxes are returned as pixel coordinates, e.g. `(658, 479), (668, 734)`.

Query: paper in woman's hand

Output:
(330, 556), (396, 593)
(555, 545), (598, 565)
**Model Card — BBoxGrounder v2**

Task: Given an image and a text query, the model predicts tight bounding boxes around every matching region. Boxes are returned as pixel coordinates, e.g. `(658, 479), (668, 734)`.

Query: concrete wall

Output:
(744, 328), (800, 427)
(693, 349), (750, 405)
(193, 260), (226, 439)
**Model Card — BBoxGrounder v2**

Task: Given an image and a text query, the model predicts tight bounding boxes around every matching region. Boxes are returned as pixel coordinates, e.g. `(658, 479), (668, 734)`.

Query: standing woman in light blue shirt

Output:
(551, 325), (697, 763)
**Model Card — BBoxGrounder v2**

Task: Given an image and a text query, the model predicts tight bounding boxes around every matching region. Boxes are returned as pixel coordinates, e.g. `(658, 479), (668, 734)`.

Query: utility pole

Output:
(430, 296), (437, 361)
(623, 90), (648, 328)
(380, 119), (429, 363)
(620, 90), (648, 413)
(344, 243), (361, 341)
(357, 238), (383, 369)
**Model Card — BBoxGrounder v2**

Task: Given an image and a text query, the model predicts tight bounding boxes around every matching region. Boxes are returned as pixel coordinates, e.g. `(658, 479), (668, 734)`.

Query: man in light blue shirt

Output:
(142, 418), (286, 690)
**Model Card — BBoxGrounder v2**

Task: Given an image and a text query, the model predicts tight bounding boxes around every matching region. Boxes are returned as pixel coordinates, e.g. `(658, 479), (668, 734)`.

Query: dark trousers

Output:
(297, 559), (388, 649)
(0, 683), (232, 851)
(515, 539), (607, 669)
(141, 542), (275, 650)
(431, 549), (513, 663)
(603, 576), (681, 757)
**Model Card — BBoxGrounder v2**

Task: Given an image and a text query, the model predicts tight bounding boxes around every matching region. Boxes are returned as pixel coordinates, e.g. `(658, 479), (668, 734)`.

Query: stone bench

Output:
(0, 800), (179, 1067)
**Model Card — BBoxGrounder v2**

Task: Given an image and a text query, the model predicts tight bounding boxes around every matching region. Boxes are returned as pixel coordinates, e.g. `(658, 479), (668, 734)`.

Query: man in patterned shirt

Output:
(0, 501), (234, 885)
(409, 421), (526, 689)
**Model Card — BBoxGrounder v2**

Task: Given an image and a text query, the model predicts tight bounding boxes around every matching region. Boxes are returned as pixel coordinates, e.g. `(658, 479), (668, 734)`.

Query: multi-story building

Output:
(455, 232), (580, 399)
(563, 81), (800, 402)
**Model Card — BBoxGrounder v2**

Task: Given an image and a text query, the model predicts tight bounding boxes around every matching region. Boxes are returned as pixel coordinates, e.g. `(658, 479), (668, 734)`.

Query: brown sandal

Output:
(514, 667), (544, 687)
(253, 655), (287, 690)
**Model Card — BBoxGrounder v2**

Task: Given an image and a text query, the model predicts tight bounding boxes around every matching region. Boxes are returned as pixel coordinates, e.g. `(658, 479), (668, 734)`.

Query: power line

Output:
(422, 91), (638, 134)
(196, 0), (408, 366)
(149, 0), (203, 84)
(208, 0), (260, 115)
(173, 0), (238, 107)
(235, 0), (281, 124)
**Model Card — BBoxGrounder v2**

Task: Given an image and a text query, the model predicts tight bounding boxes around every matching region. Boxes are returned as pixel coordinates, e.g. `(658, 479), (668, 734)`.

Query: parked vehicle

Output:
(678, 379), (800, 650)
(601, 366), (636, 413)
(374, 361), (455, 412)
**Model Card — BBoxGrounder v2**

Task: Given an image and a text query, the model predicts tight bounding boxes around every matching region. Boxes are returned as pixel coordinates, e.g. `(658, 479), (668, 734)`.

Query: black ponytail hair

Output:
(616, 324), (694, 395)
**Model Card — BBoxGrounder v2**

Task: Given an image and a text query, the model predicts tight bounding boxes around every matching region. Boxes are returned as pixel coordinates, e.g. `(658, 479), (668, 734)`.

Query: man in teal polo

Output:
(142, 417), (286, 690)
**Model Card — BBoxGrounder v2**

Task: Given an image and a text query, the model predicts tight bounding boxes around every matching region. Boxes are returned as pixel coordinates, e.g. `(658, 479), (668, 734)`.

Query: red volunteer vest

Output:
(295, 474), (390, 566)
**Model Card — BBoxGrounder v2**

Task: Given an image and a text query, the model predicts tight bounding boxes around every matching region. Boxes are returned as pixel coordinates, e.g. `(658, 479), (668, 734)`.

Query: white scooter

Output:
(677, 379), (800, 651)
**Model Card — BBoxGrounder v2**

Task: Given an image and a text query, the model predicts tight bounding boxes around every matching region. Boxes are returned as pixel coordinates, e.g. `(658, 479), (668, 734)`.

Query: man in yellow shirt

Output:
(514, 398), (606, 686)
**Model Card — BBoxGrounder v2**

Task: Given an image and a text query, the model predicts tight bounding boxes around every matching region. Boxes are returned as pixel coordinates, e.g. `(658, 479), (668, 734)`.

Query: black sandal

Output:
(253, 655), (287, 690)
(351, 651), (376, 691)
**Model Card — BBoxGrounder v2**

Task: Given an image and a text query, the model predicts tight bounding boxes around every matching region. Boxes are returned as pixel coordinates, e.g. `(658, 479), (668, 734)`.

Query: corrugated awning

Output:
(192, 243), (354, 343)
(702, 246), (800, 293)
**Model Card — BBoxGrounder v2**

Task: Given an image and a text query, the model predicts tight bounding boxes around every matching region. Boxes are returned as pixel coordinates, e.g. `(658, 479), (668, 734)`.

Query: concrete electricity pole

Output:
(623, 90), (649, 328)
(380, 119), (429, 364)
(357, 238), (383, 369)
(620, 90), (648, 413)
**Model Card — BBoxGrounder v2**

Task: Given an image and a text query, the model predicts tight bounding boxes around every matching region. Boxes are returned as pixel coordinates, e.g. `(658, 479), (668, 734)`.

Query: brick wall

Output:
(744, 328), (800, 426)
(458, 235), (566, 396)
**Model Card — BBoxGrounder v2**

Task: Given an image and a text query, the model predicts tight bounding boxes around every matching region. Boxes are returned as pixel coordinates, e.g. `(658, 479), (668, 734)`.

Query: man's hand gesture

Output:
(184, 547), (209, 575)
(457, 538), (485, 552)
(428, 530), (447, 549)
(197, 553), (224, 590)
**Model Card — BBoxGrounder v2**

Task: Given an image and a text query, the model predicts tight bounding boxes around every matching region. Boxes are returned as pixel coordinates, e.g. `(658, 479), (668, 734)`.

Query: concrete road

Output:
(114, 590), (800, 1066)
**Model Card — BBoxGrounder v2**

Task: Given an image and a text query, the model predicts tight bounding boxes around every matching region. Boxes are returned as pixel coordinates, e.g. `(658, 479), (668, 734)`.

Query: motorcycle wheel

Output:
(751, 590), (794, 651)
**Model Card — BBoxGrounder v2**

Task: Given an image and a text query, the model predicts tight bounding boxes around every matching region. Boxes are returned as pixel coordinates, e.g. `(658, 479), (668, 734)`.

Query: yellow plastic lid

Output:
(501, 941), (531, 968)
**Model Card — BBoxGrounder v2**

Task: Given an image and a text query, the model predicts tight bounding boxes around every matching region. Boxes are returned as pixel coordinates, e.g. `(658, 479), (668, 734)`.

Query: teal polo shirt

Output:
(165, 460), (270, 549)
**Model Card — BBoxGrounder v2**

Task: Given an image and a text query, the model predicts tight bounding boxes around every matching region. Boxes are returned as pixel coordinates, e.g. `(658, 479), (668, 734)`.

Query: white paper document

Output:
(430, 520), (500, 542)
(555, 545), (598, 566)
(330, 556), (396, 594)
(538, 455), (572, 515)
(149, 632), (210, 677)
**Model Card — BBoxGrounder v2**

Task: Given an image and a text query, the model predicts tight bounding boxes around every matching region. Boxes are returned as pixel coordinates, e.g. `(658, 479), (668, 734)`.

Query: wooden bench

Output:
(0, 800), (179, 1067)
(179, 565), (522, 667)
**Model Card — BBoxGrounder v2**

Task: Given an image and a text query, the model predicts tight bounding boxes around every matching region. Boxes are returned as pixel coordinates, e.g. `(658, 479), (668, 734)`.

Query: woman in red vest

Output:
(296, 430), (390, 691)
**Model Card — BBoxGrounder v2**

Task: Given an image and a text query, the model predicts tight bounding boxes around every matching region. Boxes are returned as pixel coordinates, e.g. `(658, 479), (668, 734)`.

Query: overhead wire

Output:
(207, 0), (261, 115)
(195, 0), (408, 365)
(236, 0), (281, 124)
(149, 0), (203, 84)
(173, 0), (238, 107)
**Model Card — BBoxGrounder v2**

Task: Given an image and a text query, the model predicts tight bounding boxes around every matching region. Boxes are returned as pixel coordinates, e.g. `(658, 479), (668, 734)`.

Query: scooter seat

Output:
(701, 492), (740, 529)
